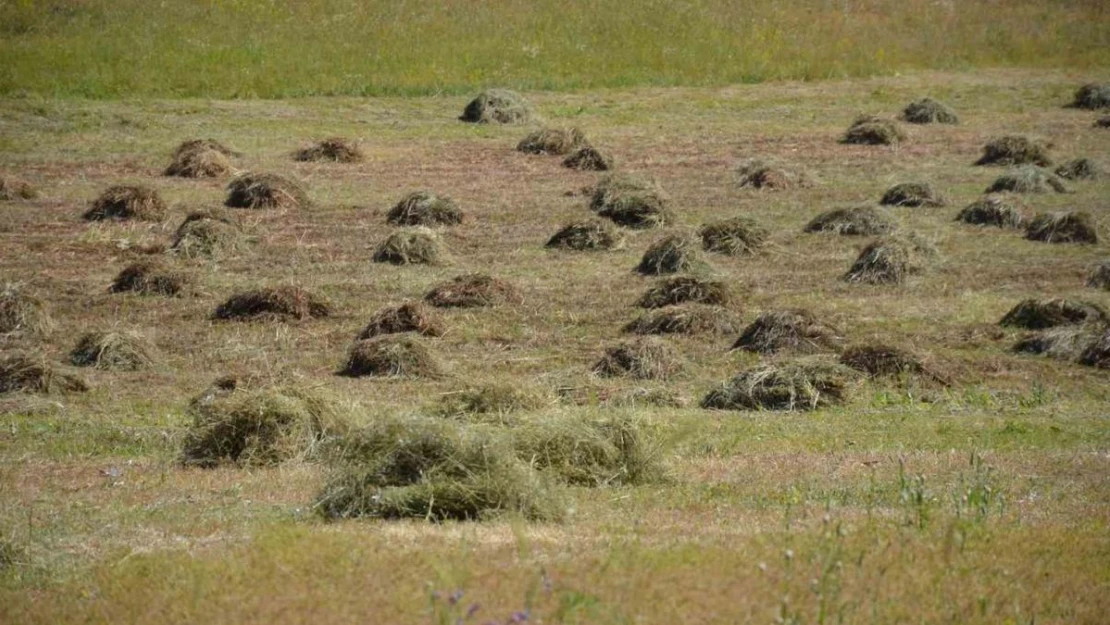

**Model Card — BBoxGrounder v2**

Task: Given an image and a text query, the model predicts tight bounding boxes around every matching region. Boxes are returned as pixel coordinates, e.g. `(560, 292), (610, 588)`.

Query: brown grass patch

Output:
(1054, 158), (1102, 181)
(731, 308), (842, 355)
(636, 276), (731, 308)
(372, 227), (445, 265)
(880, 182), (946, 207)
(700, 216), (769, 255)
(804, 205), (896, 236)
(1025, 212), (1098, 244)
(356, 302), (445, 339)
(0, 177), (38, 200)
(545, 219), (623, 251)
(0, 284), (53, 337)
(170, 210), (245, 259)
(622, 304), (739, 336)
(593, 337), (682, 380)
(516, 127), (587, 155)
(84, 185), (166, 221)
(69, 331), (156, 371)
(955, 195), (1027, 228)
(213, 286), (331, 321)
(590, 173), (672, 229)
(293, 137), (364, 163)
(701, 358), (858, 411)
(975, 136), (1052, 167)
(1087, 260), (1110, 291)
(385, 191), (463, 227)
(563, 146), (613, 171)
(109, 261), (189, 296)
(999, 298), (1108, 330)
(424, 273), (520, 308)
(225, 172), (310, 209)
(842, 234), (937, 285)
(840, 115), (905, 145)
(0, 352), (88, 394)
(459, 89), (532, 124)
(339, 335), (444, 378)
(636, 233), (702, 275)
(900, 97), (959, 124)
(736, 158), (813, 190)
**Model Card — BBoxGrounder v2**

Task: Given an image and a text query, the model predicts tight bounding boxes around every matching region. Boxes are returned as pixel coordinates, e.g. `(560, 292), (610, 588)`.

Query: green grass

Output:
(1, 0), (1109, 98)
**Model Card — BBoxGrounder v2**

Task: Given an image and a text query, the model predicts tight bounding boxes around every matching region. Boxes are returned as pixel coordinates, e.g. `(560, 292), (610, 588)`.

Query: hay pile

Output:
(636, 234), (702, 275)
(880, 182), (946, 207)
(69, 331), (156, 371)
(999, 298), (1107, 330)
(590, 174), (672, 229)
(622, 304), (738, 336)
(386, 192), (463, 227)
(0, 177), (38, 200)
(459, 89), (532, 124)
(84, 185), (166, 221)
(1078, 329), (1110, 369)
(1088, 261), (1110, 290)
(214, 286), (331, 321)
(1025, 212), (1098, 244)
(839, 343), (948, 383)
(563, 146), (613, 171)
(1070, 83), (1110, 110)
(357, 302), (445, 339)
(975, 136), (1051, 167)
(955, 195), (1027, 228)
(170, 210), (244, 259)
(736, 158), (813, 190)
(841, 115), (905, 145)
(424, 273), (520, 308)
(165, 141), (233, 178)
(637, 276), (730, 308)
(546, 219), (623, 251)
(372, 227), (445, 265)
(842, 235), (937, 285)
(512, 413), (662, 486)
(701, 359), (858, 411)
(0, 353), (88, 394)
(110, 261), (188, 296)
(593, 337), (682, 380)
(732, 309), (842, 354)
(294, 137), (363, 163)
(0, 285), (53, 337)
(181, 385), (349, 468)
(438, 384), (544, 419)
(986, 166), (1068, 194)
(700, 217), (768, 255)
(517, 127), (586, 155)
(804, 205), (896, 236)
(1013, 326), (1104, 362)
(225, 173), (310, 209)
(339, 335), (444, 378)
(900, 98), (959, 124)
(1054, 158), (1102, 181)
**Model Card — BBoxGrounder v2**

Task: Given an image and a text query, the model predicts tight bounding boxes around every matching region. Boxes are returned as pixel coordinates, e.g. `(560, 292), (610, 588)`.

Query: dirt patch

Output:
(563, 146), (613, 171)
(1025, 211), (1098, 244)
(986, 166), (1068, 194)
(593, 336), (682, 380)
(590, 173), (672, 229)
(804, 205), (896, 236)
(700, 217), (768, 255)
(517, 127), (586, 155)
(880, 182), (946, 207)
(732, 308), (842, 355)
(214, 286), (331, 321)
(294, 137), (364, 163)
(110, 261), (188, 296)
(636, 233), (702, 275)
(955, 195), (1027, 228)
(636, 276), (731, 308)
(225, 173), (310, 209)
(386, 191), (463, 227)
(1088, 261), (1110, 290)
(170, 210), (245, 259)
(84, 185), (166, 221)
(701, 359), (858, 411)
(0, 352), (88, 394)
(736, 158), (813, 190)
(622, 304), (739, 336)
(69, 331), (156, 371)
(373, 227), (445, 265)
(1054, 158), (1102, 181)
(901, 97), (959, 124)
(545, 219), (623, 251)
(339, 335), (444, 378)
(999, 298), (1108, 330)
(357, 302), (445, 339)
(459, 89), (532, 124)
(842, 234), (937, 285)
(841, 115), (905, 145)
(0, 284), (53, 337)
(975, 136), (1051, 167)
(1069, 83), (1110, 110)
(424, 273), (521, 308)
(0, 177), (38, 200)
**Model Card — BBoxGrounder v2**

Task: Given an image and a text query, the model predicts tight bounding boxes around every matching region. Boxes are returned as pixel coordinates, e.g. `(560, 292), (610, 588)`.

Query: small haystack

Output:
(386, 192), (463, 227)
(1078, 328), (1110, 369)
(340, 335), (444, 378)
(701, 359), (858, 411)
(841, 115), (905, 145)
(736, 158), (813, 190)
(700, 216), (769, 255)
(512, 413), (663, 486)
(372, 227), (445, 265)
(69, 331), (156, 371)
(842, 235), (937, 285)
(986, 166), (1068, 194)
(1070, 83), (1110, 110)
(901, 98), (959, 124)
(0, 353), (88, 394)
(622, 304), (738, 336)
(999, 298), (1107, 330)
(880, 182), (946, 207)
(110, 261), (188, 296)
(1054, 158), (1102, 181)
(459, 89), (532, 124)
(636, 234), (701, 276)
(839, 343), (948, 383)
(955, 195), (1027, 228)
(732, 308), (842, 355)
(424, 273), (520, 308)
(517, 127), (586, 155)
(0, 284), (53, 337)
(357, 302), (445, 339)
(225, 173), (310, 209)
(1013, 326), (1103, 362)
(84, 185), (166, 221)
(590, 174), (671, 229)
(1025, 212), (1098, 244)
(545, 219), (623, 251)
(637, 276), (731, 308)
(592, 337), (682, 380)
(1087, 260), (1110, 290)
(165, 140), (233, 178)
(804, 205), (896, 236)
(294, 137), (364, 163)
(170, 210), (245, 259)
(975, 136), (1051, 167)
(563, 146), (613, 171)
(213, 286), (331, 321)
(0, 177), (38, 201)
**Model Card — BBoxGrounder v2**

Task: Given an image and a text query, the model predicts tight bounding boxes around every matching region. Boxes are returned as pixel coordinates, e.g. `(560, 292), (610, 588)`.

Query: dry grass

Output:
(840, 115), (905, 145)
(1025, 212), (1098, 244)
(357, 302), (445, 339)
(339, 335), (444, 378)
(735, 158), (813, 190)
(701, 358), (858, 411)
(563, 146), (614, 171)
(732, 308), (842, 355)
(293, 137), (364, 163)
(372, 227), (445, 265)
(109, 261), (189, 297)
(879, 182), (946, 207)
(699, 216), (769, 255)
(424, 273), (520, 308)
(975, 136), (1052, 167)
(225, 173), (310, 209)
(1070, 83), (1110, 110)
(545, 219), (623, 251)
(0, 177), (38, 200)
(804, 205), (897, 236)
(955, 194), (1027, 228)
(516, 127), (587, 155)
(998, 298), (1108, 330)
(593, 336), (682, 380)
(213, 286), (331, 321)
(170, 210), (245, 259)
(1088, 260), (1110, 290)
(637, 276), (730, 309)
(386, 192), (463, 227)
(0, 352), (88, 394)
(459, 89), (531, 124)
(636, 233), (702, 275)
(84, 185), (166, 221)
(1054, 158), (1102, 181)
(842, 234), (937, 285)
(590, 173), (672, 229)
(0, 284), (53, 337)
(622, 304), (738, 336)
(900, 97), (958, 124)
(69, 331), (156, 371)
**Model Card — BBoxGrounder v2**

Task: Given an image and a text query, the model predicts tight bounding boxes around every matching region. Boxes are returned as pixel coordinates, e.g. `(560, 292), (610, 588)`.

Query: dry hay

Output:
(636, 233), (702, 275)
(1070, 83), (1110, 110)
(701, 359), (858, 411)
(731, 308), (842, 355)
(842, 234), (937, 285)
(1078, 328), (1110, 369)
(512, 413), (663, 486)
(172, 139), (238, 159)
(386, 191), (463, 227)
(590, 173), (672, 229)
(546, 219), (623, 251)
(110, 261), (188, 296)
(736, 158), (813, 190)
(975, 136), (1052, 167)
(592, 337), (682, 380)
(459, 89), (532, 124)
(214, 286), (331, 321)
(900, 97), (959, 124)
(424, 273), (520, 308)
(372, 227), (445, 265)
(1088, 260), (1110, 290)
(164, 146), (232, 178)
(357, 302), (445, 339)
(1024, 211), (1098, 244)
(69, 331), (156, 371)
(841, 115), (906, 145)
(0, 353), (88, 395)
(636, 276), (730, 308)
(339, 335), (444, 378)
(880, 182), (946, 207)
(839, 343), (949, 384)
(1097, 116), (1110, 129)
(999, 298), (1108, 330)
(622, 304), (738, 336)
(225, 172), (310, 209)
(699, 216), (769, 255)
(986, 166), (1068, 194)
(0, 284), (53, 337)
(293, 137), (364, 163)
(0, 177), (38, 200)
(1054, 158), (1102, 181)
(181, 385), (349, 468)
(438, 384), (545, 419)
(84, 185), (166, 221)
(516, 127), (586, 155)
(1013, 326), (1103, 362)
(955, 195), (1027, 229)
(804, 205), (896, 236)
(563, 146), (613, 171)
(170, 210), (245, 259)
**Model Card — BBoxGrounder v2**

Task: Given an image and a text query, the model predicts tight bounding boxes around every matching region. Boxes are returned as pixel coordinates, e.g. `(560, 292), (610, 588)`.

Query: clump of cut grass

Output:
(842, 234), (937, 285)
(164, 145), (232, 178)
(0, 284), (53, 337)
(0, 352), (88, 394)
(975, 136), (1051, 167)
(1078, 328), (1110, 369)
(880, 182), (946, 207)
(84, 185), (166, 221)
(1025, 211), (1098, 244)
(0, 177), (38, 200)
(459, 89), (532, 124)
(181, 385), (349, 468)
(69, 331), (156, 371)
(357, 302), (444, 339)
(955, 195), (1027, 228)
(999, 298), (1108, 330)
(900, 97), (958, 124)
(732, 308), (842, 355)
(593, 337), (682, 380)
(214, 286), (331, 321)
(110, 261), (188, 296)
(1088, 261), (1110, 290)
(372, 227), (445, 266)
(986, 166), (1068, 194)
(636, 233), (702, 275)
(1070, 83), (1110, 110)
(590, 173), (672, 229)
(339, 335), (444, 378)
(225, 172), (310, 209)
(805, 205), (896, 236)
(386, 191), (463, 227)
(839, 343), (949, 384)
(841, 115), (905, 145)
(637, 276), (730, 308)
(1054, 158), (1101, 181)
(736, 158), (813, 190)
(438, 384), (545, 419)
(699, 216), (769, 255)
(1013, 326), (1103, 362)
(516, 127), (586, 155)
(513, 412), (663, 486)
(563, 146), (613, 171)
(622, 304), (738, 336)
(170, 210), (244, 259)
(424, 273), (520, 308)
(293, 137), (363, 163)
(546, 219), (623, 251)
(701, 359), (858, 411)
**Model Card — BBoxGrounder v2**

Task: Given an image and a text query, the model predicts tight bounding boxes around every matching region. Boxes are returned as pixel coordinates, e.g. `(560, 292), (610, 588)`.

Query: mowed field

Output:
(1, 68), (1110, 623)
